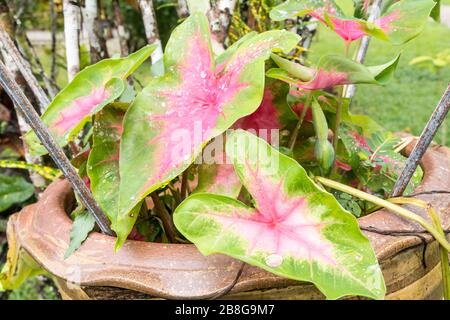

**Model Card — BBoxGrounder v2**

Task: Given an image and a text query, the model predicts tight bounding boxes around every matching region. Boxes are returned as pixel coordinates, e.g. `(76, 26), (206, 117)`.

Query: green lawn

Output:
(310, 21), (450, 146)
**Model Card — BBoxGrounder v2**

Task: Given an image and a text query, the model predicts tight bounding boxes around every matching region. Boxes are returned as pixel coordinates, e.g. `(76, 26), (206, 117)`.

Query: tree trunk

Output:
(137, 0), (163, 63)
(62, 0), (81, 82)
(215, 0), (237, 44)
(112, 0), (129, 57)
(176, 0), (189, 18)
(84, 0), (108, 63)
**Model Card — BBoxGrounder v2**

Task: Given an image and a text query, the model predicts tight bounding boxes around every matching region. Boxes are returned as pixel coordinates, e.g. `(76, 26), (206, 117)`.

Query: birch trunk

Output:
(62, 0), (81, 82)
(0, 0), (46, 192)
(138, 0), (163, 63)
(112, 0), (129, 56)
(84, 0), (108, 63)
(216, 0), (237, 44)
(176, 0), (189, 18)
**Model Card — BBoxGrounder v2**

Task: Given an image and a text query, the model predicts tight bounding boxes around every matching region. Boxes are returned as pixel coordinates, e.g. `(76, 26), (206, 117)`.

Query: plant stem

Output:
(315, 176), (450, 252)
(332, 97), (342, 151)
(180, 169), (189, 200)
(288, 93), (312, 150)
(150, 192), (178, 243)
(389, 197), (450, 300)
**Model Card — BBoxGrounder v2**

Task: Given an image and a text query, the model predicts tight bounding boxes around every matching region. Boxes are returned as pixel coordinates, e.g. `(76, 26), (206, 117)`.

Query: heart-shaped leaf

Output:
(25, 45), (156, 156)
(174, 130), (386, 300)
(268, 54), (400, 90)
(87, 104), (141, 250)
(118, 13), (300, 218)
(270, 0), (435, 45)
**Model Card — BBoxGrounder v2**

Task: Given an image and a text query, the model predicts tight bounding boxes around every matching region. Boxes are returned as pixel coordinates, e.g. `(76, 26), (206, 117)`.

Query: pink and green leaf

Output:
(195, 79), (297, 198)
(174, 130), (385, 300)
(267, 54), (400, 90)
(118, 13), (300, 218)
(86, 104), (141, 250)
(24, 45), (156, 156)
(271, 0), (435, 45)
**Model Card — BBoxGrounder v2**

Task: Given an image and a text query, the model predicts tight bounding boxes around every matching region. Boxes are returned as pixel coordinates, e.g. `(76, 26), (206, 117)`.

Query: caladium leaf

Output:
(87, 104), (141, 250)
(195, 79), (297, 198)
(270, 0), (435, 45)
(118, 13), (300, 218)
(339, 122), (423, 196)
(174, 130), (386, 300)
(267, 54), (400, 90)
(195, 162), (242, 198)
(25, 45), (156, 156)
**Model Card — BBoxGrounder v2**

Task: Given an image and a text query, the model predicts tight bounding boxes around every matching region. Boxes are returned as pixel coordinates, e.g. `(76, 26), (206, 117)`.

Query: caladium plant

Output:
(6, 0), (441, 299)
(270, 0), (436, 45)
(174, 130), (386, 300)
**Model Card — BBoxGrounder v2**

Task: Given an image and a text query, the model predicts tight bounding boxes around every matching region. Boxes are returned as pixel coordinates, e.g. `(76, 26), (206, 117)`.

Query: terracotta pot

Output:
(4, 142), (450, 300)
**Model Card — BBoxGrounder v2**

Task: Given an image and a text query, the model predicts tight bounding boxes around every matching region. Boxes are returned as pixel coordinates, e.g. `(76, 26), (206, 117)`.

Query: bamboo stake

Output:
(0, 60), (114, 235)
(62, 0), (81, 82)
(112, 0), (129, 57)
(137, 0), (163, 63)
(392, 85), (450, 196)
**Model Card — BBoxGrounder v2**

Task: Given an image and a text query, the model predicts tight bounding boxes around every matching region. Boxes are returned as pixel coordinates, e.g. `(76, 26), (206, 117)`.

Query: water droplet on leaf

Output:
(265, 254), (283, 267)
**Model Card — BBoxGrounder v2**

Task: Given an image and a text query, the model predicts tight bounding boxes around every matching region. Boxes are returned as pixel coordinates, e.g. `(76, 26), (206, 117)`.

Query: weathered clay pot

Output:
(4, 142), (450, 300)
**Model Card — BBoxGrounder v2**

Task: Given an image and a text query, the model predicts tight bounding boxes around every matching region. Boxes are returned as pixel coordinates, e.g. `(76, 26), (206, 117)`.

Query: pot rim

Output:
(6, 140), (450, 299)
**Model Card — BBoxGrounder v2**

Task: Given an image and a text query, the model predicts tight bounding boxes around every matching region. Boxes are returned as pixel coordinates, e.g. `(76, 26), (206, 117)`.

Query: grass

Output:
(309, 20), (450, 146)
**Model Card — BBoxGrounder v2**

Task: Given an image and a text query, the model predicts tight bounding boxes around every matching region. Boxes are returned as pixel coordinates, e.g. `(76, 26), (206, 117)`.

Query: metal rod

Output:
(392, 85), (450, 197)
(0, 59), (114, 236)
(343, 0), (383, 99)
